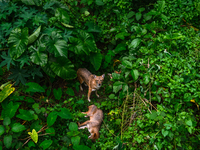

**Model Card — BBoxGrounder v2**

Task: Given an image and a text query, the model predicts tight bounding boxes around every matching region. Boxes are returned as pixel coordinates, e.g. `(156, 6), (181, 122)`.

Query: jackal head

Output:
(94, 74), (105, 88)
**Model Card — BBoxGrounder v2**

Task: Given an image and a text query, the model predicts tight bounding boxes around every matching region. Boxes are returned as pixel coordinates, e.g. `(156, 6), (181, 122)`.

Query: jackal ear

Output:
(94, 75), (96, 78)
(102, 74), (105, 78)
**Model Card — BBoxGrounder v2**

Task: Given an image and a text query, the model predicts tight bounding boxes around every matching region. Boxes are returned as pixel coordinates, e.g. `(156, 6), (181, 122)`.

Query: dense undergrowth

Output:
(0, 0), (200, 149)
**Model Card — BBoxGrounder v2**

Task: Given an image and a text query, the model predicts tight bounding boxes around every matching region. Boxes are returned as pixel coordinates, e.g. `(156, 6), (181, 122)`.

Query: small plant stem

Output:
(121, 90), (129, 140)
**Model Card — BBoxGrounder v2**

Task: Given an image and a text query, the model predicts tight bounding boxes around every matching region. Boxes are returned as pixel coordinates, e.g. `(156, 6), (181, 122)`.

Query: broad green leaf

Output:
(55, 8), (70, 24)
(0, 125), (5, 136)
(66, 88), (75, 96)
(157, 1), (165, 12)
(58, 108), (73, 119)
(46, 31), (68, 58)
(71, 136), (80, 146)
(53, 88), (62, 100)
(3, 117), (11, 126)
(136, 12), (142, 21)
(1, 101), (20, 119)
(129, 38), (141, 49)
(143, 73), (150, 85)
(122, 84), (128, 93)
(113, 81), (122, 93)
(0, 84), (15, 103)
(127, 11), (135, 18)
(69, 122), (78, 131)
(185, 120), (193, 127)
(25, 82), (45, 93)
(8, 68), (29, 85)
(0, 51), (15, 70)
(150, 110), (157, 119)
(95, 0), (104, 6)
(8, 27), (29, 59)
(11, 123), (26, 132)
(42, 61), (56, 78)
(90, 52), (102, 71)
(21, 0), (42, 6)
(161, 129), (169, 137)
(122, 60), (132, 69)
(28, 129), (38, 143)
(39, 140), (52, 150)
(77, 30), (97, 53)
(29, 45), (48, 67)
(46, 127), (55, 136)
(47, 112), (58, 127)
(16, 109), (34, 121)
(50, 57), (76, 79)
(28, 141), (35, 148)
(73, 145), (91, 150)
(4, 135), (12, 149)
(85, 21), (101, 32)
(131, 69), (139, 81)
(28, 26), (41, 44)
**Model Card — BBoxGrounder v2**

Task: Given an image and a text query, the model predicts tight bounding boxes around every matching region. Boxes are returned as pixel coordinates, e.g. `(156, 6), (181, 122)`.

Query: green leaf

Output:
(39, 140), (52, 150)
(161, 129), (169, 137)
(113, 81), (122, 93)
(3, 117), (11, 126)
(47, 112), (58, 127)
(55, 8), (70, 24)
(143, 73), (150, 85)
(46, 127), (55, 136)
(21, 0), (42, 6)
(0, 125), (5, 136)
(16, 55), (31, 69)
(58, 108), (73, 119)
(28, 129), (38, 143)
(4, 135), (12, 149)
(0, 84), (15, 103)
(16, 109), (34, 121)
(69, 122), (78, 131)
(157, 1), (165, 13)
(8, 27), (29, 59)
(71, 136), (80, 146)
(0, 51), (15, 70)
(127, 11), (135, 18)
(85, 21), (101, 32)
(28, 26), (41, 44)
(136, 12), (142, 21)
(53, 88), (62, 100)
(29, 45), (48, 67)
(122, 60), (132, 69)
(1, 101), (20, 119)
(11, 123), (26, 132)
(150, 110), (157, 119)
(122, 84), (128, 93)
(66, 88), (75, 96)
(90, 52), (102, 71)
(25, 82), (45, 93)
(131, 69), (139, 81)
(50, 57), (76, 79)
(95, 0), (104, 6)
(185, 120), (193, 127)
(8, 68), (29, 85)
(129, 38), (141, 49)
(46, 31), (68, 58)
(73, 145), (91, 150)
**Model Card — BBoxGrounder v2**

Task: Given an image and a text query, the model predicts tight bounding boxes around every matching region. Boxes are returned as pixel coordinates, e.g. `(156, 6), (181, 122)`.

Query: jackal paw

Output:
(96, 94), (99, 98)
(88, 99), (91, 102)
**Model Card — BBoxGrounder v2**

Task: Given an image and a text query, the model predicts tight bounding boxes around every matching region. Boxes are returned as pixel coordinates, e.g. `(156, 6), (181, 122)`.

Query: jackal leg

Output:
(95, 90), (99, 98)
